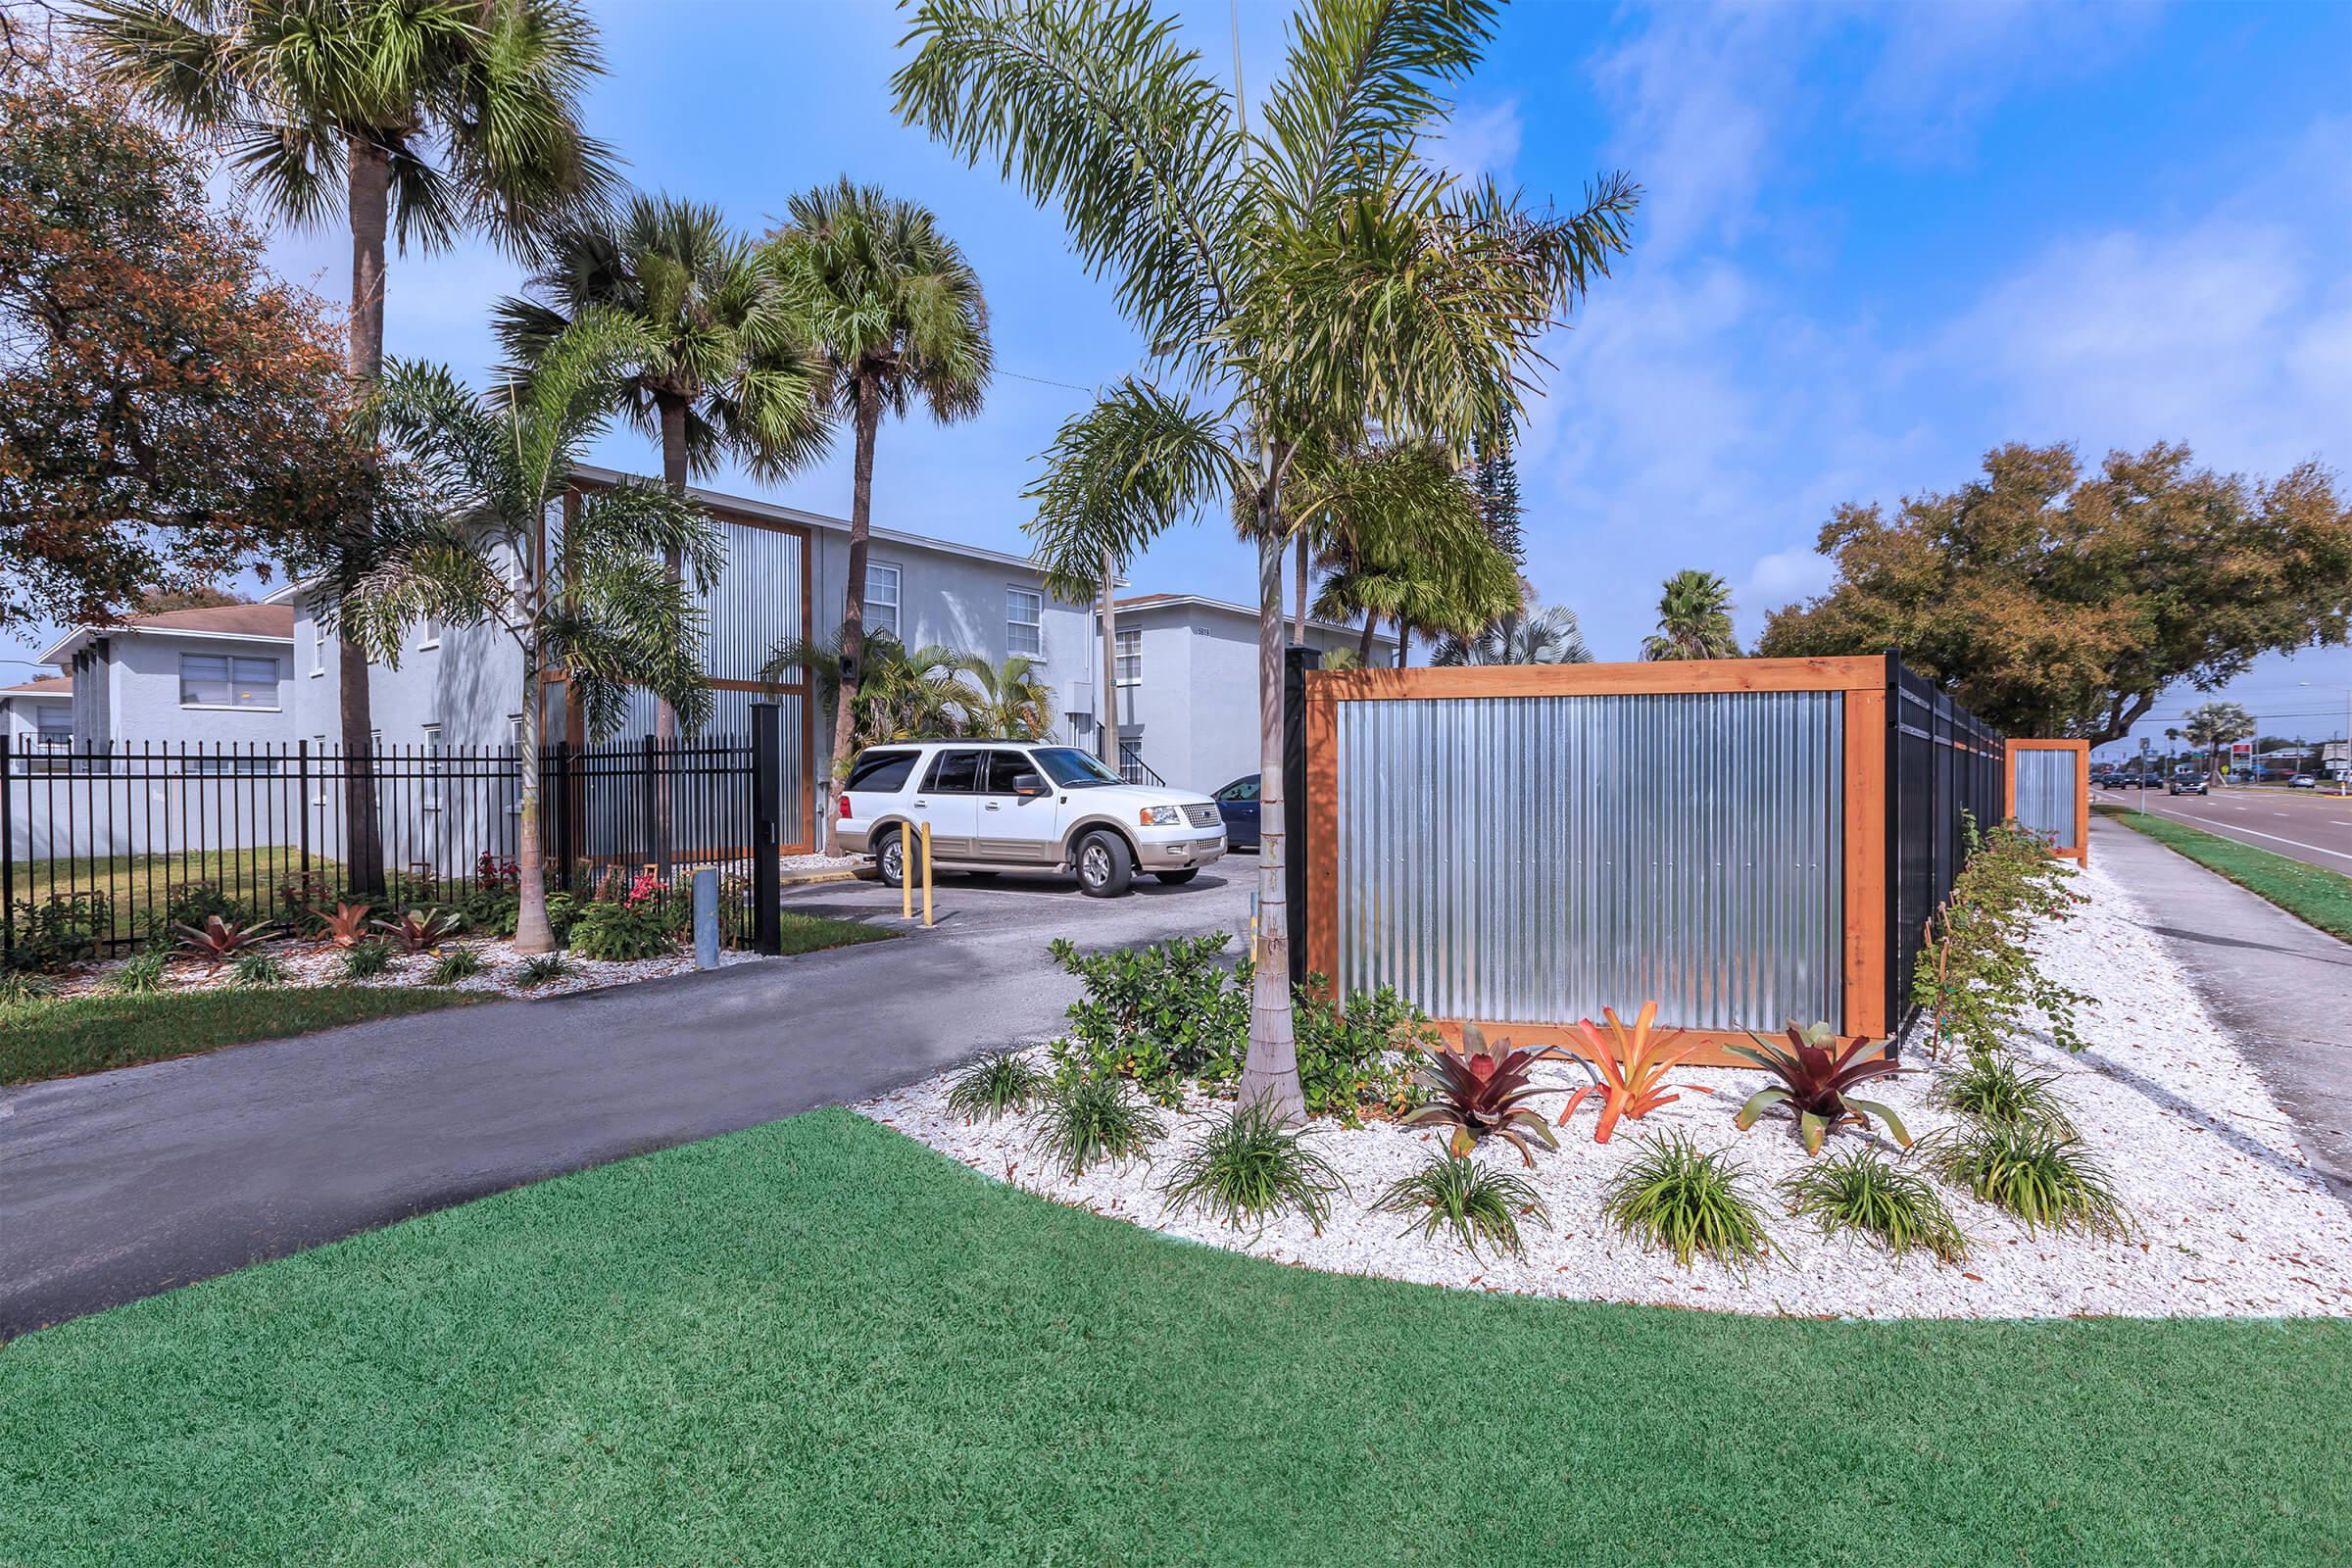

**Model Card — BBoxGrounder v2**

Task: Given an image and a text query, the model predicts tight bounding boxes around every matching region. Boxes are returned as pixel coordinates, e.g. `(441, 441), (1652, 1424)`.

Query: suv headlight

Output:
(1139, 805), (1181, 827)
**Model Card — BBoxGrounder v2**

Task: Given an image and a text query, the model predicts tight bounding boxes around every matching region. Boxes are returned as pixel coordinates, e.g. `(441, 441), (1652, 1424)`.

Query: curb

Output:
(778, 868), (872, 890)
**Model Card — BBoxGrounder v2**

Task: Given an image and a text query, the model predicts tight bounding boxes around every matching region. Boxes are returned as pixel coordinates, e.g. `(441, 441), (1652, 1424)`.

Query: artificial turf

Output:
(2096, 801), (2352, 941)
(0, 985), (478, 1086)
(0, 1108), (2342, 1566)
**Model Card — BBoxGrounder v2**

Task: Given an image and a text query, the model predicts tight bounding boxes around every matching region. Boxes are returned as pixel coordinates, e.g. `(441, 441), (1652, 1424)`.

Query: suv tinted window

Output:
(924, 750), (983, 792)
(1217, 776), (1259, 802)
(982, 751), (1043, 794)
(847, 749), (920, 792)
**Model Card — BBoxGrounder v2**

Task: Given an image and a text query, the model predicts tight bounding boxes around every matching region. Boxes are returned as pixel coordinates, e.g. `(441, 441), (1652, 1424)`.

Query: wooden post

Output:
(920, 820), (934, 928)
(1842, 675), (1890, 1042)
(901, 826), (913, 922)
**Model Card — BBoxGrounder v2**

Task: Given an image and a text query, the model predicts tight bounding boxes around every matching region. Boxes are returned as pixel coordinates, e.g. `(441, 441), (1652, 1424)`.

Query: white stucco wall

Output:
(71, 632), (296, 751)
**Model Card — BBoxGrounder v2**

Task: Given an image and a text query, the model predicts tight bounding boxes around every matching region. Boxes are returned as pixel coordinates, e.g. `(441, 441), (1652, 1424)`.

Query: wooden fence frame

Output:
(1301, 655), (1895, 1066)
(2004, 737), (2090, 864)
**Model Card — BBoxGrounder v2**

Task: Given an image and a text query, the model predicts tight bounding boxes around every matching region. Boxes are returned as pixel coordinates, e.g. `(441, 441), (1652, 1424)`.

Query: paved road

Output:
(2091, 814), (2352, 1202)
(0, 861), (1256, 1338)
(2094, 784), (2352, 874)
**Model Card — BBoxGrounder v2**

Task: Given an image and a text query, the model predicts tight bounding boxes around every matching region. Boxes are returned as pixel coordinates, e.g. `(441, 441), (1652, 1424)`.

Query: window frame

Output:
(864, 562), (902, 639)
(1005, 587), (1044, 660)
(178, 653), (281, 710)
(921, 748), (984, 794)
(1113, 627), (1142, 687)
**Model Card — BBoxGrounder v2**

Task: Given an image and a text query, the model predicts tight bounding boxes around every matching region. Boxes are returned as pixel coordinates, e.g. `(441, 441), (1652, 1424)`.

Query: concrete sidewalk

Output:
(2090, 813), (2352, 1202)
(0, 867), (1254, 1337)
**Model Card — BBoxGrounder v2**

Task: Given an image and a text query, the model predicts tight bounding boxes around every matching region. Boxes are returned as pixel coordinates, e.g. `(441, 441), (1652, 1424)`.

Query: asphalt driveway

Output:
(0, 862), (1255, 1338)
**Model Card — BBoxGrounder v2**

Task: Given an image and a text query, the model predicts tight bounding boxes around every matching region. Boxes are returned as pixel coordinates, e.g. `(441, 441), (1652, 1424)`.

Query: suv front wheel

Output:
(1074, 830), (1134, 898)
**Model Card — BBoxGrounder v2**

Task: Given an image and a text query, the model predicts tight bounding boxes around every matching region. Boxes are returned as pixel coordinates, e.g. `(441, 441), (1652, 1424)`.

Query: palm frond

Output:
(1024, 377), (1241, 599)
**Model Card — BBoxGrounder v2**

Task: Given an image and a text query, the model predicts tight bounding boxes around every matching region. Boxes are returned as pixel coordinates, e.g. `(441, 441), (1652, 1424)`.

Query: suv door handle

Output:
(911, 798), (928, 808)
(984, 802), (1002, 811)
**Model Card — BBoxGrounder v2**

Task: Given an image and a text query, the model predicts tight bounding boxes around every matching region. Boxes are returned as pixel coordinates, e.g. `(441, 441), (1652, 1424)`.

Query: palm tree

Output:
(323, 312), (718, 952)
(1642, 569), (1740, 661)
(956, 653), (1054, 740)
(762, 179), (993, 850)
(761, 629), (968, 754)
(1297, 443), (1518, 667)
(2182, 701), (2254, 788)
(898, 0), (1640, 1113)
(85, 0), (617, 896)
(1434, 586), (1592, 665)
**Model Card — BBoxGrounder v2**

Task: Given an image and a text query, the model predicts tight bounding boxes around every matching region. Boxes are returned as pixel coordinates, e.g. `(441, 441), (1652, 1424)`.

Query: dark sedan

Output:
(1213, 775), (1261, 849)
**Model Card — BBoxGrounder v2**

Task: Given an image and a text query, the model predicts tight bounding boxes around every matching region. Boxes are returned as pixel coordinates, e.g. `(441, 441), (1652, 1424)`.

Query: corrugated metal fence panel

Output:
(2013, 749), (2077, 849)
(1335, 691), (1844, 1033)
(704, 520), (805, 682)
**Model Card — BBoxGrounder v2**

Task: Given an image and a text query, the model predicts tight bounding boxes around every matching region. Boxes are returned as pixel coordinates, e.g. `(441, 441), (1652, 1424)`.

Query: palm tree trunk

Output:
(514, 626), (554, 954)
(1293, 530), (1308, 644)
(653, 396), (688, 878)
(338, 137), (391, 898)
(1357, 612), (1377, 664)
(1098, 547), (1120, 770)
(1394, 613), (1410, 668)
(826, 372), (883, 855)
(1237, 482), (1303, 1121)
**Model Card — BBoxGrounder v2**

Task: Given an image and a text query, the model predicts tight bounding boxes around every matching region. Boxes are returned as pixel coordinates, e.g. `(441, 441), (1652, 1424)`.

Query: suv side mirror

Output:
(1013, 773), (1049, 797)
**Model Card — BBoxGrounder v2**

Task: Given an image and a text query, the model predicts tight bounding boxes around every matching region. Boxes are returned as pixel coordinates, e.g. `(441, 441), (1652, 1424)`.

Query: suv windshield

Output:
(1031, 746), (1122, 788)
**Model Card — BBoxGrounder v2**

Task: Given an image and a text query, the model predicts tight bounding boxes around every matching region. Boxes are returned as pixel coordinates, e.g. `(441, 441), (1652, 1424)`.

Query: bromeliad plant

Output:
(174, 914), (277, 969)
(1553, 1001), (1702, 1142)
(317, 903), (374, 949)
(1401, 1024), (1560, 1166)
(1729, 1021), (1912, 1154)
(374, 908), (465, 955)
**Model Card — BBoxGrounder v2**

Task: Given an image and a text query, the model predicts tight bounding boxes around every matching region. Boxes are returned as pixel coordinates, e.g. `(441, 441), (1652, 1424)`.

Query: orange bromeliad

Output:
(1553, 1001), (1704, 1143)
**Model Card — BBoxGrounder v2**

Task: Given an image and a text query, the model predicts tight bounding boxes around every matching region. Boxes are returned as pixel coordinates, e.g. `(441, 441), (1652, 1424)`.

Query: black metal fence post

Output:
(1282, 644), (1319, 989)
(550, 740), (575, 891)
(751, 702), (782, 956)
(2, 732), (12, 964)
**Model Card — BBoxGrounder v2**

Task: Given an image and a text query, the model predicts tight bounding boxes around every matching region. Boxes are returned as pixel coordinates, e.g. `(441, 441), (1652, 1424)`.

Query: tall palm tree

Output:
(1642, 568), (1740, 661)
(323, 312), (718, 952)
(493, 193), (834, 739)
(85, 0), (617, 896)
(956, 653), (1054, 739)
(2182, 700), (2254, 788)
(1434, 586), (1592, 665)
(899, 0), (1640, 1112)
(761, 629), (967, 752)
(1294, 442), (1518, 667)
(762, 179), (993, 850)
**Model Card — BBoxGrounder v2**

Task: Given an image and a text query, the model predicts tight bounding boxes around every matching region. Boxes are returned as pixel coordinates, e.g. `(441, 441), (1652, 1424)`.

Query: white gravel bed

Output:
(780, 853), (864, 877)
(862, 859), (2352, 1319)
(55, 937), (767, 1004)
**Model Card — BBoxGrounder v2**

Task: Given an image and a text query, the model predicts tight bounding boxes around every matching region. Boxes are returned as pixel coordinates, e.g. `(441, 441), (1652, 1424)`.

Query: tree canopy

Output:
(0, 54), (364, 629)
(1759, 442), (2352, 741)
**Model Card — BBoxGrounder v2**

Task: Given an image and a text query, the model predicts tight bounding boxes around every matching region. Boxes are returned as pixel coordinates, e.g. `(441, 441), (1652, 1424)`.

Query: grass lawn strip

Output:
(2095, 802), (2352, 942)
(0, 1107), (2343, 1565)
(0, 986), (478, 1085)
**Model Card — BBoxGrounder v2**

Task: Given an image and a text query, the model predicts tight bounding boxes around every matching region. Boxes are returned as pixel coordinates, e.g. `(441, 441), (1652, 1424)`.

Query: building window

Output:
(310, 623), (324, 676)
(420, 722), (444, 810)
(417, 615), (440, 650)
(1006, 588), (1044, 659)
(184, 756), (278, 776)
(34, 708), (70, 746)
(1114, 627), (1142, 687)
(864, 563), (901, 638)
(180, 654), (279, 709)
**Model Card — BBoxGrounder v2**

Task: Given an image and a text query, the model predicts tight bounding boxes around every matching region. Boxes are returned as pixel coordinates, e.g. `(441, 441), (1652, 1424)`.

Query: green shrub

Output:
(1912, 816), (2092, 1057)
(1933, 1122), (2132, 1239)
(1602, 1132), (1776, 1276)
(1034, 1070), (1165, 1177)
(109, 947), (169, 995)
(1935, 1051), (2076, 1134)
(1159, 1100), (1348, 1232)
(1781, 1148), (1967, 1263)
(567, 900), (675, 961)
(1046, 933), (1248, 1103)
(945, 1051), (1050, 1122)
(513, 951), (572, 987)
(8, 891), (111, 972)
(1371, 1152), (1549, 1259)
(456, 883), (520, 939)
(232, 949), (285, 988)
(342, 941), (394, 980)
(1292, 977), (1436, 1124)
(146, 881), (252, 943)
(426, 947), (486, 985)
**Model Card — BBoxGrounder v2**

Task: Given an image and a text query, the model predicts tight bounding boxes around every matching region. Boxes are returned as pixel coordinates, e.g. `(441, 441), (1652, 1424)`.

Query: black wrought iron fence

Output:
(1886, 656), (2007, 1029)
(3, 706), (791, 962)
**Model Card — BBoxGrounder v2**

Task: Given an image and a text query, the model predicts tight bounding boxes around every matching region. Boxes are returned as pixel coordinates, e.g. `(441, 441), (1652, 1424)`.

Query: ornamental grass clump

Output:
(0, 969), (58, 1006)
(232, 949), (284, 988)
(1371, 1152), (1549, 1260)
(1159, 1100), (1347, 1233)
(341, 941), (394, 980)
(944, 1050), (1050, 1122)
(1933, 1122), (2132, 1239)
(109, 948), (169, 995)
(1781, 1147), (1968, 1264)
(1601, 1132), (1776, 1276)
(1935, 1051), (2076, 1134)
(513, 952), (573, 987)
(426, 947), (486, 986)
(1034, 1071), (1165, 1178)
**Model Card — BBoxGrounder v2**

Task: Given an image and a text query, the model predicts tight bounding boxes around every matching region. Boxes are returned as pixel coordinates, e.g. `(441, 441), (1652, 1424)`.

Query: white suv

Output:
(837, 741), (1226, 897)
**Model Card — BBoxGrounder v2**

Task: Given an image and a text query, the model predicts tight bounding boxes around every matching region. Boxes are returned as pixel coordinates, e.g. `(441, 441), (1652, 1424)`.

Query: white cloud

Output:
(1429, 96), (1521, 182)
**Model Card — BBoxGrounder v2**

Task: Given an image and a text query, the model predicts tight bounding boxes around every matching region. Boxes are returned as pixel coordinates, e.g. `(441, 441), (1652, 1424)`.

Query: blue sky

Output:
(12, 0), (2349, 755)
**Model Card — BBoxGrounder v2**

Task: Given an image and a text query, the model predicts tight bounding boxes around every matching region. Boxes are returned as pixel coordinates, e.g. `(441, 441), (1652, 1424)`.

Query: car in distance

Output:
(2168, 770), (2209, 796)
(836, 740), (1225, 897)
(1213, 774), (1261, 849)
(2289, 773), (2319, 789)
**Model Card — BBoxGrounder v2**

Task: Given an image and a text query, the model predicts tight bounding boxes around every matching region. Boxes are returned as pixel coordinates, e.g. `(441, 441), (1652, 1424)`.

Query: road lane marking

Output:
(2152, 811), (2352, 865)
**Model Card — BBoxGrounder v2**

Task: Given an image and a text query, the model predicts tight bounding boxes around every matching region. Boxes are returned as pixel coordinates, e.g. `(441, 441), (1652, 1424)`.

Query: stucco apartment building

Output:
(34, 604), (297, 761)
(0, 675), (74, 759)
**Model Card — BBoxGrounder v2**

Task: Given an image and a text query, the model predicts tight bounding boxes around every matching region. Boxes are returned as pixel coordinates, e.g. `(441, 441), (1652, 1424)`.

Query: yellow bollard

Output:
(920, 820), (934, 928)
(900, 825), (913, 921)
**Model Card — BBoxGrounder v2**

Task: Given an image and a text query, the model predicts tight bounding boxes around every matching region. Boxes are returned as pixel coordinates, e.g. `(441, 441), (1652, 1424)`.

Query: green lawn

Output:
(0, 986), (478, 1086)
(0, 1110), (2341, 1565)
(773, 907), (900, 956)
(2097, 802), (2352, 941)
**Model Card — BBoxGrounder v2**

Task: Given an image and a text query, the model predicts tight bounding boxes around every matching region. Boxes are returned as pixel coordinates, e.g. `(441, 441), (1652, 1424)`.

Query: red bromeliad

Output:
(1400, 1023), (1561, 1166)
(1728, 1021), (1913, 1154)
